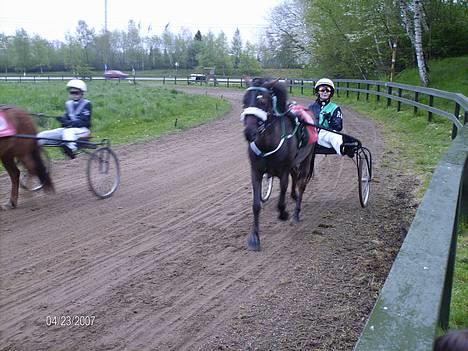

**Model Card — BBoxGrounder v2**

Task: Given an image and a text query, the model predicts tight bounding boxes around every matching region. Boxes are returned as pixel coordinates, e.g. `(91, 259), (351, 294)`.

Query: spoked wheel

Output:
(18, 147), (51, 191)
(261, 173), (273, 202)
(87, 147), (120, 199)
(357, 147), (372, 208)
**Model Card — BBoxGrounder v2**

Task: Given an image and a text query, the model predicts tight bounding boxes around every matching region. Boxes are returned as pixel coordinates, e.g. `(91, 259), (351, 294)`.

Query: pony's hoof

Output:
(278, 211), (289, 221)
(291, 215), (300, 224)
(1, 201), (16, 210)
(247, 235), (261, 251)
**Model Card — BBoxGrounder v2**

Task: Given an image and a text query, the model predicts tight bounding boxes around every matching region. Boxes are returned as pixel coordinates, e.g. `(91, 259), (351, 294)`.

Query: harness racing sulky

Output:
(0, 105), (120, 209)
(241, 78), (372, 251)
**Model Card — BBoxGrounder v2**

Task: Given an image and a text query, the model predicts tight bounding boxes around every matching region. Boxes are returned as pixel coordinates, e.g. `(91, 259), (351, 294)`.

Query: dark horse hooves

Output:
(247, 233), (261, 251)
(278, 211), (289, 221)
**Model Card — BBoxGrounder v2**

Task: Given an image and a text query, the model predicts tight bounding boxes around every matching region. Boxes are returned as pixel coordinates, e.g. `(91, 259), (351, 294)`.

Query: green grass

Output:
(0, 81), (230, 146)
(392, 56), (468, 95)
(451, 226), (468, 329)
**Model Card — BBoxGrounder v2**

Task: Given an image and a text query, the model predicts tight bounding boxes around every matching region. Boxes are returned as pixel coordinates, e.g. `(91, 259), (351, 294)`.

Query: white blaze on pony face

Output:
(240, 107), (268, 122)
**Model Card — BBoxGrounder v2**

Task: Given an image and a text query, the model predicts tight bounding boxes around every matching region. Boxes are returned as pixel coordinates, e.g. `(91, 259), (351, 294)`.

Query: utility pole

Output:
(104, 0), (108, 32)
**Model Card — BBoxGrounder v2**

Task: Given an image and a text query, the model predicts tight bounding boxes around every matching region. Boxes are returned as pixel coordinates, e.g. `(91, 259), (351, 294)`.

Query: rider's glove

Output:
(57, 116), (71, 127)
(323, 112), (332, 122)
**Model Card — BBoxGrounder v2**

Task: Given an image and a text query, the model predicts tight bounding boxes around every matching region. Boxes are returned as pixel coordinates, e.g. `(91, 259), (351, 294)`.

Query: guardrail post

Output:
(452, 103), (461, 139)
(428, 95), (434, 122)
(397, 88), (402, 111)
(289, 79), (293, 94)
(439, 226), (457, 330)
(174, 76), (177, 85)
(357, 83), (361, 100)
(376, 85), (380, 102)
(346, 82), (350, 98)
(366, 84), (370, 101)
(414, 92), (419, 114)
(227, 77), (230, 88)
(163, 76), (165, 85)
(387, 86), (393, 107)
(301, 80), (304, 95)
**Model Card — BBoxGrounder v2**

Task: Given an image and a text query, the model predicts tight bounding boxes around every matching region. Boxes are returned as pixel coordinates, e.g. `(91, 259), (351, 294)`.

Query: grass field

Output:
(0, 81), (231, 146)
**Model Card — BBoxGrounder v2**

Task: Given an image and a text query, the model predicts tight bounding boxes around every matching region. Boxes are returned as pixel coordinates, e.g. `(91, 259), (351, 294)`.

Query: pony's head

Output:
(240, 77), (288, 143)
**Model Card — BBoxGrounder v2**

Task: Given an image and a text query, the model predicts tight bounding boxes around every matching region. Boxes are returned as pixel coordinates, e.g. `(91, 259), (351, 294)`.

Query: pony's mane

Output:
(251, 77), (288, 113)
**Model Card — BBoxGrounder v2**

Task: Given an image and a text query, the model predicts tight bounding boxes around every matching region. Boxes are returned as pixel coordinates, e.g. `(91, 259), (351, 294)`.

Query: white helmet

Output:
(66, 79), (87, 92)
(314, 78), (335, 93)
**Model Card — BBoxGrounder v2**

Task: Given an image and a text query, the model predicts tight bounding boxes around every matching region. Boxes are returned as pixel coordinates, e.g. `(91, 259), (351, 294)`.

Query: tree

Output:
(0, 34), (14, 73)
(264, 0), (311, 67)
(31, 35), (53, 73)
(231, 28), (243, 69)
(238, 42), (262, 75)
(399, 0), (430, 86)
(197, 31), (233, 75)
(76, 20), (95, 65)
(11, 29), (31, 74)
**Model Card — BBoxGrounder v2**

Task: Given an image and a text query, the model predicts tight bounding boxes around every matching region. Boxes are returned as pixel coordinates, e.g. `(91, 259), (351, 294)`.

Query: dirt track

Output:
(0, 88), (418, 350)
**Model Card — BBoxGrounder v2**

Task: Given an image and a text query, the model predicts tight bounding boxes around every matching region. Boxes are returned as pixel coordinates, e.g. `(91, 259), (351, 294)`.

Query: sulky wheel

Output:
(261, 173), (273, 203)
(87, 147), (120, 199)
(18, 147), (51, 192)
(357, 148), (372, 208)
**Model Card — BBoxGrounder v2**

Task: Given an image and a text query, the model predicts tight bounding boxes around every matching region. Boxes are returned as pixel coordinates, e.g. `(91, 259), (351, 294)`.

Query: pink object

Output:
(0, 112), (16, 137)
(290, 104), (317, 144)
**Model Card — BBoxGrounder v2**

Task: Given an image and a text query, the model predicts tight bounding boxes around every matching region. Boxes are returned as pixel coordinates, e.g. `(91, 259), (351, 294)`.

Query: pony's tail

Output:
(31, 147), (54, 193)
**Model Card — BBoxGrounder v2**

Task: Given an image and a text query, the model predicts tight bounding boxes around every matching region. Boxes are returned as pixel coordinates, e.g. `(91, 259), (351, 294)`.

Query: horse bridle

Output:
(241, 86), (298, 157)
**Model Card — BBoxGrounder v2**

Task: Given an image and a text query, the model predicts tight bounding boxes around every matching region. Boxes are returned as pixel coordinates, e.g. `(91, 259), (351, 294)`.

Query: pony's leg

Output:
(248, 171), (262, 251)
(292, 177), (306, 223)
(1, 156), (20, 210)
(290, 169), (298, 201)
(293, 155), (315, 223)
(277, 172), (289, 221)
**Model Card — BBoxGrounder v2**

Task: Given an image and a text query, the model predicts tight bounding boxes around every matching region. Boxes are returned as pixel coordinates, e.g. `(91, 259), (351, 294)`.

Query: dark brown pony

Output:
(0, 105), (54, 209)
(241, 78), (315, 251)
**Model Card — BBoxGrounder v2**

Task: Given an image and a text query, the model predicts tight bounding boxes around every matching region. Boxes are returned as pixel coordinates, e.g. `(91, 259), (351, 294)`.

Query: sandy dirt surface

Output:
(0, 87), (418, 350)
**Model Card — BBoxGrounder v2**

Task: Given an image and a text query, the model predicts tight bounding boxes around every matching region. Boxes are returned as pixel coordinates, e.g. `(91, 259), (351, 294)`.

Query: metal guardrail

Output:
(354, 125), (468, 351)
(3, 75), (466, 138)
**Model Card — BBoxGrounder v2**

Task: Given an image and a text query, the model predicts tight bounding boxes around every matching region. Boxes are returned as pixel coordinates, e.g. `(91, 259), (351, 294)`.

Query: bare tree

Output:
(399, 0), (429, 86)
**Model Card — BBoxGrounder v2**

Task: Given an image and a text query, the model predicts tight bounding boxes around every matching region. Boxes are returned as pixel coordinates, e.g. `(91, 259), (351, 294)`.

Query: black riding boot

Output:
(340, 135), (358, 158)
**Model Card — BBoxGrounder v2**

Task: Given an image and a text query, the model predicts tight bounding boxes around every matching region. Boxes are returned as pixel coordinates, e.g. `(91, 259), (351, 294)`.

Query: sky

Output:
(0, 0), (284, 43)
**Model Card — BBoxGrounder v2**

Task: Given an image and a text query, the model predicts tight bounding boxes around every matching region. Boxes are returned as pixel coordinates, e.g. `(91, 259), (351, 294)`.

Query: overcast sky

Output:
(0, 0), (284, 43)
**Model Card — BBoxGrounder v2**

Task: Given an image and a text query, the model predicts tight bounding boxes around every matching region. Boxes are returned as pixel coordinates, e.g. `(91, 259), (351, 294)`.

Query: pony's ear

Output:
(243, 76), (252, 87)
(263, 78), (280, 89)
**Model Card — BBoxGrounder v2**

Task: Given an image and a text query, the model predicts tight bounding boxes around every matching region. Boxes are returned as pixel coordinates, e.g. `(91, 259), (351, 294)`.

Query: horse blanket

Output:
(290, 104), (317, 145)
(0, 111), (16, 137)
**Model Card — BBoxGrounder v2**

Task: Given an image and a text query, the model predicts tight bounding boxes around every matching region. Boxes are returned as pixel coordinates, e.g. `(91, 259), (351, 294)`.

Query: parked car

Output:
(189, 74), (206, 83)
(104, 70), (129, 79)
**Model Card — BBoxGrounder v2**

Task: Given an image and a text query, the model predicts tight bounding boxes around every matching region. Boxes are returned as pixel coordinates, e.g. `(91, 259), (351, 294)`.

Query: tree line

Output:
(267, 0), (468, 85)
(1, 0), (467, 85)
(0, 22), (265, 77)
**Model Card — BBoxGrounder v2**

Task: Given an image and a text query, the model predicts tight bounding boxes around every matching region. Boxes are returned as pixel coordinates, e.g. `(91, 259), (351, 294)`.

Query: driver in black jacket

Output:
(37, 79), (92, 159)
